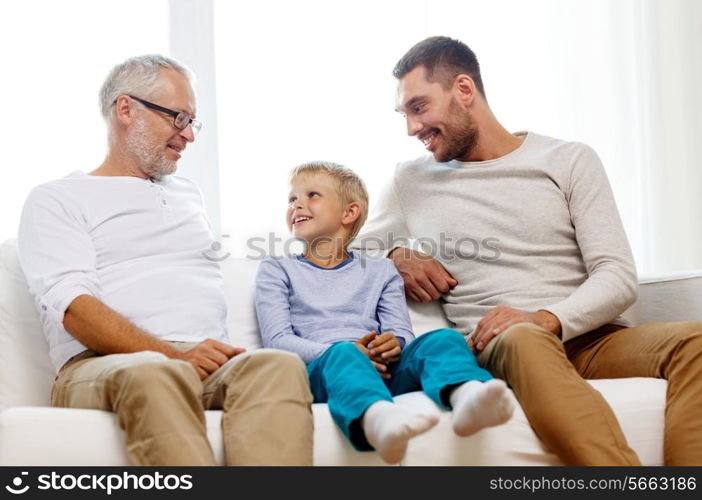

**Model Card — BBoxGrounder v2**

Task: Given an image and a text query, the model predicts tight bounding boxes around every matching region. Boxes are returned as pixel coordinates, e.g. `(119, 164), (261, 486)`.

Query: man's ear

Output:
(342, 202), (361, 226)
(113, 95), (136, 128)
(454, 74), (477, 107)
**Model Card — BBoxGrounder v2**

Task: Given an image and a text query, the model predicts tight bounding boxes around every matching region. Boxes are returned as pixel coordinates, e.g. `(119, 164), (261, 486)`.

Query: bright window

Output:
(213, 0), (647, 264)
(214, 0), (428, 258)
(0, 0), (169, 242)
(3, 1), (701, 274)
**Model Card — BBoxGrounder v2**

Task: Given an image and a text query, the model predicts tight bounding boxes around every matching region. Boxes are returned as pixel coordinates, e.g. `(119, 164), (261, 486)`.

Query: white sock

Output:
(361, 401), (439, 464)
(449, 379), (514, 437)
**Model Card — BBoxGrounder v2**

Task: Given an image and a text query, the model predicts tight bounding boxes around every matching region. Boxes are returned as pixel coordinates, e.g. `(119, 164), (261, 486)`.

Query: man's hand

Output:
(389, 248), (458, 303)
(355, 331), (391, 380)
(469, 306), (562, 353)
(178, 338), (245, 380)
(368, 332), (402, 364)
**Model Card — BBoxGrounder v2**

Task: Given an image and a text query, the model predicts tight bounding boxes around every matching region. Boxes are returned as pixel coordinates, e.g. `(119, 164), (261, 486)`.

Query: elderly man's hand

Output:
(389, 247), (458, 303)
(469, 306), (562, 353)
(179, 338), (245, 380)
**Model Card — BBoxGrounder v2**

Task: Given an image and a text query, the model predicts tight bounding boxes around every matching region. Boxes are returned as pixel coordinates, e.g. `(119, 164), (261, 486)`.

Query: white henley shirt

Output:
(18, 171), (228, 372)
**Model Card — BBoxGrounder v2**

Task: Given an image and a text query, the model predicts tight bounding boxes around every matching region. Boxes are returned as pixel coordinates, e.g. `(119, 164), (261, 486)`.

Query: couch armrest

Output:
(621, 271), (702, 325)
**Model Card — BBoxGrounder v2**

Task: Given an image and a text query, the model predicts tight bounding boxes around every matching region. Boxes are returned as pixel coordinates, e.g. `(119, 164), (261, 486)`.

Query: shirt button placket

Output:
(159, 186), (172, 220)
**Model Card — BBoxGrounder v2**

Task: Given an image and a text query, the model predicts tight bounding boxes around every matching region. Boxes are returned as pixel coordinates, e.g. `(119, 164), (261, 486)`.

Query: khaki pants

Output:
(477, 321), (702, 466)
(52, 344), (314, 466)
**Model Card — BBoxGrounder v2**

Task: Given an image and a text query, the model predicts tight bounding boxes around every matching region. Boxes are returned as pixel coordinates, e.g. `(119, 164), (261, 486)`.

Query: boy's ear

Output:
(341, 202), (361, 226)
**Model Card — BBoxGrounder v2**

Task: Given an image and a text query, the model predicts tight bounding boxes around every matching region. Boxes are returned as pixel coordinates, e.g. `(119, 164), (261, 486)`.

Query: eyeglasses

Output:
(119, 95), (202, 135)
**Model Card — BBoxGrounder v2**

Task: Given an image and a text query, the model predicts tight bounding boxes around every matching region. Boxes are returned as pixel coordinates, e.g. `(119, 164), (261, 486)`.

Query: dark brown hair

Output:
(393, 36), (486, 99)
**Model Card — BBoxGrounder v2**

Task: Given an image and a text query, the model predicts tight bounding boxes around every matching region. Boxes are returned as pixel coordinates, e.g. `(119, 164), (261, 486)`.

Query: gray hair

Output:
(98, 54), (195, 122)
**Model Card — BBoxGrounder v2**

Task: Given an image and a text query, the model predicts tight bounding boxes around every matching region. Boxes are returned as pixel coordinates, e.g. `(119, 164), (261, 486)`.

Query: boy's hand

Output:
(355, 331), (391, 380)
(368, 332), (402, 363)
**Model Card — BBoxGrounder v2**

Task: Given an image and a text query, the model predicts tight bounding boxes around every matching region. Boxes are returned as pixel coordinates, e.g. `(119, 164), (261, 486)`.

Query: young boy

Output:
(255, 161), (513, 464)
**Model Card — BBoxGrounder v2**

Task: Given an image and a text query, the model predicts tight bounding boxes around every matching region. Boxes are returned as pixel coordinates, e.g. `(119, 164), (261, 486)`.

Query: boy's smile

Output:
(292, 214), (312, 227)
(287, 172), (347, 243)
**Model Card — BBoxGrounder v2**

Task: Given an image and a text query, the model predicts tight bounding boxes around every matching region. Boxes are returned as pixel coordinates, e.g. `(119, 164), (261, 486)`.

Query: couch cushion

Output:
(399, 378), (666, 466)
(0, 407), (225, 465)
(0, 378), (666, 466)
(0, 405), (380, 466)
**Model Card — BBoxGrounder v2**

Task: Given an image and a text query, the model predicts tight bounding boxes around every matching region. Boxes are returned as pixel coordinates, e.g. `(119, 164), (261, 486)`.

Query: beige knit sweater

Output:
(353, 131), (638, 342)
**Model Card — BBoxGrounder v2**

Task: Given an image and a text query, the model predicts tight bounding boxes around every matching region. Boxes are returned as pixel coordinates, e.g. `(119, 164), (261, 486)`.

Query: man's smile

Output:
(419, 129), (439, 151)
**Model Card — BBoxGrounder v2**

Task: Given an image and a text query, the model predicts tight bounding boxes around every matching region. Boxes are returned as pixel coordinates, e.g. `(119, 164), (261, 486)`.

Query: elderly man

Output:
(355, 36), (702, 465)
(18, 55), (313, 466)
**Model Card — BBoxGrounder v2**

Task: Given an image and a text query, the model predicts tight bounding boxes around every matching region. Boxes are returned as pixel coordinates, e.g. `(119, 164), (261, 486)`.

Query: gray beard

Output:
(125, 119), (176, 180)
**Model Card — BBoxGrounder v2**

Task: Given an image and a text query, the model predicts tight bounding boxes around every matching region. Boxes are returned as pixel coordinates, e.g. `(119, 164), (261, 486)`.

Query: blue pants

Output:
(306, 328), (493, 450)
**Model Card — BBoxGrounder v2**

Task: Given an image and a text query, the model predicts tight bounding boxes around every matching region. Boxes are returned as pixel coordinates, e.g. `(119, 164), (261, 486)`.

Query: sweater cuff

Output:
(539, 305), (577, 342)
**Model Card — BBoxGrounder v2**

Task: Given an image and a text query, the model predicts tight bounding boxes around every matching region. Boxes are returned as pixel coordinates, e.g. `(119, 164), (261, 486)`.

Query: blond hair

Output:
(289, 161), (369, 242)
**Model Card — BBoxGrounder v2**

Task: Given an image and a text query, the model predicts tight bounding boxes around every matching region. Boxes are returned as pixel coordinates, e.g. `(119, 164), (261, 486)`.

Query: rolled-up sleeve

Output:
(17, 185), (102, 323)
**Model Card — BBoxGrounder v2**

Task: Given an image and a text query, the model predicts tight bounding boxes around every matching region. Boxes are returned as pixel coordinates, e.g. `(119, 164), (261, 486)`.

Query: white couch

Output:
(1, 238), (701, 465)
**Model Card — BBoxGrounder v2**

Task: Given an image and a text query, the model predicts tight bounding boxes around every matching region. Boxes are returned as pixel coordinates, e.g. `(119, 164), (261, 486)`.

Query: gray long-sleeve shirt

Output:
(353, 131), (638, 342)
(255, 253), (415, 363)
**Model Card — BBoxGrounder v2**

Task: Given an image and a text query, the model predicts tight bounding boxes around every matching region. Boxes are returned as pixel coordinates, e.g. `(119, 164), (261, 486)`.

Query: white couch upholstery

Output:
(1, 238), (701, 465)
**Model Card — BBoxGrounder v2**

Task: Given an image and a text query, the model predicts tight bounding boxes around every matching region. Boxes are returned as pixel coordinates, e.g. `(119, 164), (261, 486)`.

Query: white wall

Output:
(0, 0), (169, 241)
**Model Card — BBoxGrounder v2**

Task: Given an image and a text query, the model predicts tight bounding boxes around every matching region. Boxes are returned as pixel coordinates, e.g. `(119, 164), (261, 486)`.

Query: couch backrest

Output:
(0, 239), (450, 410)
(219, 257), (451, 352)
(3, 238), (702, 410)
(0, 240), (56, 410)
